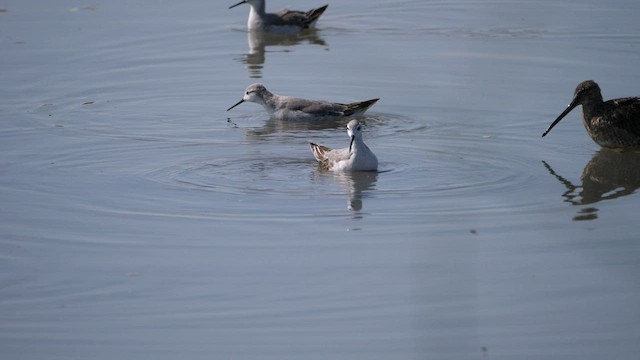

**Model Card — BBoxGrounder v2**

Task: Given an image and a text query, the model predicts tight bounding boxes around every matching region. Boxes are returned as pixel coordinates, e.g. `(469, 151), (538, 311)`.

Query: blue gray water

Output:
(1, 0), (640, 359)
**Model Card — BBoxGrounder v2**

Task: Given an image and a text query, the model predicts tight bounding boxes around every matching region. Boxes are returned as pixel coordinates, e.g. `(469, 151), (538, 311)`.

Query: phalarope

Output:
(310, 120), (378, 171)
(227, 83), (379, 120)
(542, 80), (640, 149)
(229, 0), (328, 34)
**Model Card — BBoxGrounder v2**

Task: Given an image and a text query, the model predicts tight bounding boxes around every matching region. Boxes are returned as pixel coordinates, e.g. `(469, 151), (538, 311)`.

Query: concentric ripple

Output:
(147, 153), (318, 196)
(142, 108), (548, 219)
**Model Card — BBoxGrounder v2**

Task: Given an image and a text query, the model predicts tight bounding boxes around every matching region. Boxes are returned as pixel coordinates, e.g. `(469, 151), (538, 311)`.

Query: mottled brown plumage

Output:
(542, 80), (640, 149)
(309, 142), (334, 170)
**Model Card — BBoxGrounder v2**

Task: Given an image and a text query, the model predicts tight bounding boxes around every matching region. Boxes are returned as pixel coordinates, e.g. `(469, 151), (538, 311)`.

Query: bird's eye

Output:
(246, 91), (250, 95)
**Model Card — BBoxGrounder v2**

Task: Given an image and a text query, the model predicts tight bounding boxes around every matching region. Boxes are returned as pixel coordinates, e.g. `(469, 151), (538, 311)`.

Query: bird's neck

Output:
(249, 1), (266, 16)
(580, 94), (604, 122)
(259, 91), (276, 112)
(246, 2), (267, 30)
(350, 138), (368, 154)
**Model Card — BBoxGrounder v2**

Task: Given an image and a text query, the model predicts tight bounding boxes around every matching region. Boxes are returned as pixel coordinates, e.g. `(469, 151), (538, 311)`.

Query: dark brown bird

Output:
(542, 80), (640, 149)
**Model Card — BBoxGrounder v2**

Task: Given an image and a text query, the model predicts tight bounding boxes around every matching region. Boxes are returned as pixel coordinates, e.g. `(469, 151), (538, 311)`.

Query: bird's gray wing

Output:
(270, 9), (308, 27)
(283, 97), (345, 117)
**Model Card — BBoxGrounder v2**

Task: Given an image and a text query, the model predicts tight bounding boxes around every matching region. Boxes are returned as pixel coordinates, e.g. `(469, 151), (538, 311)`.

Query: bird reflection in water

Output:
(312, 169), (378, 216)
(245, 117), (350, 138)
(238, 30), (327, 78)
(543, 149), (640, 221)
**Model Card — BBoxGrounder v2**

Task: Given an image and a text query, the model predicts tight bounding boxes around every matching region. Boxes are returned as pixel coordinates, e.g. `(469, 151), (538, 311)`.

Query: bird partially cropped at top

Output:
(542, 80), (640, 149)
(310, 119), (378, 172)
(229, 0), (328, 34)
(227, 83), (379, 120)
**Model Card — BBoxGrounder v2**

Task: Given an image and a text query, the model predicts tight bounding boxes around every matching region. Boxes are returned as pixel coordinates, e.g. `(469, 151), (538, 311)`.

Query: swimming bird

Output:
(310, 120), (378, 171)
(542, 80), (640, 149)
(227, 83), (379, 120)
(229, 0), (328, 33)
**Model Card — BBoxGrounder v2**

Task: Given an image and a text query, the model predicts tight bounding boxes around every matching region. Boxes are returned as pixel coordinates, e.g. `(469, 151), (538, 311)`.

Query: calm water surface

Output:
(1, 0), (640, 359)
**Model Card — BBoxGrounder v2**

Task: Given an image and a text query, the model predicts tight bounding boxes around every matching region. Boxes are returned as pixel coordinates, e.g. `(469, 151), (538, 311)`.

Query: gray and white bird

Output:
(310, 120), (378, 172)
(229, 0), (328, 34)
(227, 83), (379, 120)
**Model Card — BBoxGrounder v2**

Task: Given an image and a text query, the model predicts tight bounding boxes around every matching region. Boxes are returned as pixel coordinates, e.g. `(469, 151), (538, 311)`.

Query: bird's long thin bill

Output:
(227, 99), (245, 111)
(229, 0), (247, 9)
(542, 100), (578, 137)
(349, 135), (355, 152)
